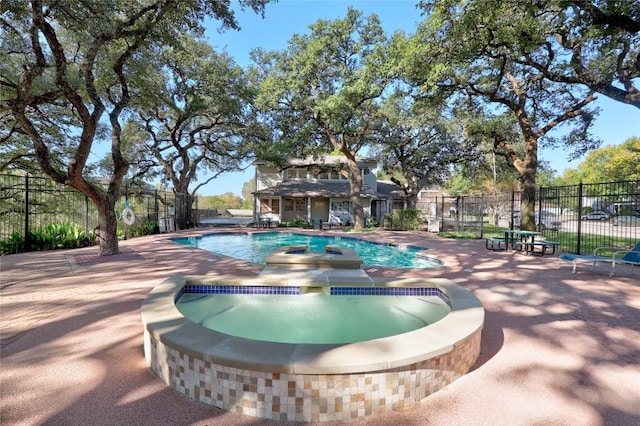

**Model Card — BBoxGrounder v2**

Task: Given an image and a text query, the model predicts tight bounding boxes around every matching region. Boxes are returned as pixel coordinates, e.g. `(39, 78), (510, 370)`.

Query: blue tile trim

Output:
(324, 249), (343, 255)
(178, 284), (449, 306)
(182, 285), (301, 295)
(176, 287), (186, 301)
(330, 287), (450, 306)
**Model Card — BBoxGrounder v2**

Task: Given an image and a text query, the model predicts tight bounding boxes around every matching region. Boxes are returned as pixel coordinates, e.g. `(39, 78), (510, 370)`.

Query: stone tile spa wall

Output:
(144, 329), (481, 422)
(142, 276), (484, 423)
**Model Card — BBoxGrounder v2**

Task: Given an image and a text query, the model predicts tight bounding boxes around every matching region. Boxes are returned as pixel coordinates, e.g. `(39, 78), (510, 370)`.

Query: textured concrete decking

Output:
(1, 228), (639, 425)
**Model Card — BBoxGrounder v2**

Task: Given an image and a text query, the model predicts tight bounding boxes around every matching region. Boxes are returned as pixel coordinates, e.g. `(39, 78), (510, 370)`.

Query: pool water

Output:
(174, 232), (442, 269)
(177, 291), (451, 344)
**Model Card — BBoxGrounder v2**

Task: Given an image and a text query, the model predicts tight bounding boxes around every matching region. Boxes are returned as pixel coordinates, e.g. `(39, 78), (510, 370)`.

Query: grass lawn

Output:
(437, 223), (637, 254)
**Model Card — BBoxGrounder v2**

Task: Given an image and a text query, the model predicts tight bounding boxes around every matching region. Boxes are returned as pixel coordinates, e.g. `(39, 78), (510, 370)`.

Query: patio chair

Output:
(558, 241), (640, 276)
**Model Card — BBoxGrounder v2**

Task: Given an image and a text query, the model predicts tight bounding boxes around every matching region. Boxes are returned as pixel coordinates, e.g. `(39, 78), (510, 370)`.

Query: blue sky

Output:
(195, 0), (639, 196)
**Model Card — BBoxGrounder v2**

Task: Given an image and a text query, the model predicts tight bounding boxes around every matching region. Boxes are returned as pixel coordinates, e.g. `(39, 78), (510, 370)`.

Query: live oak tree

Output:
(251, 8), (390, 228)
(0, 0), (268, 255)
(374, 89), (471, 209)
(559, 137), (640, 184)
(241, 177), (256, 208)
(417, 0), (640, 109)
(414, 0), (600, 231)
(515, 0), (640, 109)
(126, 35), (253, 229)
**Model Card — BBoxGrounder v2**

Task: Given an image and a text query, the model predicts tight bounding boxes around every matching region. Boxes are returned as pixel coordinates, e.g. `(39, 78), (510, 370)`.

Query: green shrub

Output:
(125, 220), (159, 237)
(0, 232), (25, 255)
(28, 223), (97, 250)
(285, 218), (310, 228)
(1, 223), (96, 254)
(383, 209), (422, 231)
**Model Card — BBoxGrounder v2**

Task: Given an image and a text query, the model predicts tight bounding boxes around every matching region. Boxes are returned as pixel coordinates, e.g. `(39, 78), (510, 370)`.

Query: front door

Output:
(311, 197), (329, 221)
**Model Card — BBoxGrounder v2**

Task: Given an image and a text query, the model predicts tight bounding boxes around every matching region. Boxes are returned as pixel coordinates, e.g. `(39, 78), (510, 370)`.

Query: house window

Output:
(315, 168), (349, 180)
(285, 167), (307, 180)
(260, 198), (280, 214)
(284, 198), (307, 212)
(284, 198), (293, 211)
(330, 201), (352, 213)
(330, 170), (341, 180)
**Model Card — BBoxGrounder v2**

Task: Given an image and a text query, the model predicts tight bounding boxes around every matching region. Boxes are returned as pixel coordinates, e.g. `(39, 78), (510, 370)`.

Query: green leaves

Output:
(1, 0), (272, 254)
(559, 137), (640, 184)
(0, 223), (97, 254)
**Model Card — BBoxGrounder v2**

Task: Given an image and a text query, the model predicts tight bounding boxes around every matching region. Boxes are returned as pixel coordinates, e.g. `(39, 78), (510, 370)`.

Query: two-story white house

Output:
(252, 156), (405, 226)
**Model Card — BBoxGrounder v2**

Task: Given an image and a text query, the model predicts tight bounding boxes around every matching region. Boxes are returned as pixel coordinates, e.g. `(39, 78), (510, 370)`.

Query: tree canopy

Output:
(372, 88), (472, 208)
(419, 0), (640, 108)
(556, 137), (640, 184)
(413, 0), (602, 230)
(122, 35), (254, 227)
(251, 8), (392, 227)
(0, 0), (269, 255)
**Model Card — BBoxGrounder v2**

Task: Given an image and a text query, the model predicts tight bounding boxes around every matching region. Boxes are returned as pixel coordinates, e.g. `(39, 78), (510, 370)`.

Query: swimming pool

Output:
(173, 232), (442, 268)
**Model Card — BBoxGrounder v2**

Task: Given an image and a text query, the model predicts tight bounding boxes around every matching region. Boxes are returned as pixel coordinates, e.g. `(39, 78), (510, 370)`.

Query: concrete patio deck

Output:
(1, 228), (639, 425)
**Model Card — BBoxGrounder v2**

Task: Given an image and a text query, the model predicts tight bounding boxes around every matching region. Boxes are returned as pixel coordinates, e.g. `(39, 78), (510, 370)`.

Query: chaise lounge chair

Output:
(558, 242), (640, 276)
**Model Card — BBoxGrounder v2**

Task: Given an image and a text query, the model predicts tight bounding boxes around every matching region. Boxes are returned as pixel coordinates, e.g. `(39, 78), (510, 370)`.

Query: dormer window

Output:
(285, 167), (307, 180)
(316, 169), (342, 180)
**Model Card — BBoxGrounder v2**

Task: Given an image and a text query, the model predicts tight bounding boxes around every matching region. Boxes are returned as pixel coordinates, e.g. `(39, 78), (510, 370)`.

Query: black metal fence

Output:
(417, 180), (640, 254)
(0, 173), (197, 247)
(3, 173), (638, 255)
(538, 180), (640, 254)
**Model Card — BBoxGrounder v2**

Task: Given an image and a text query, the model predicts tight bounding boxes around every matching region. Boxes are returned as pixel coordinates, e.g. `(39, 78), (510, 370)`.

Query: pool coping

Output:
(141, 275), (484, 374)
(264, 244), (363, 269)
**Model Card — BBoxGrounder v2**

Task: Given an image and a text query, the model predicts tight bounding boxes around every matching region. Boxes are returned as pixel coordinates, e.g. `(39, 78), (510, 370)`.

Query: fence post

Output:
(154, 189), (159, 228)
(24, 174), (30, 249)
(537, 186), (543, 232)
(84, 195), (89, 233)
(480, 193), (485, 238)
(124, 184), (128, 240)
(576, 182), (583, 255)
(440, 195), (444, 231)
(510, 189), (516, 230)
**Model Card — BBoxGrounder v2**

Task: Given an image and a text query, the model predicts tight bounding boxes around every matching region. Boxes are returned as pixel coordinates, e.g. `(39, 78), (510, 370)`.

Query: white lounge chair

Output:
(559, 242), (640, 276)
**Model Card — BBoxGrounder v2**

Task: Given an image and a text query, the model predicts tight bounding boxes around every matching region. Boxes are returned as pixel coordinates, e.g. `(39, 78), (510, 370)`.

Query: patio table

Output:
(503, 230), (541, 251)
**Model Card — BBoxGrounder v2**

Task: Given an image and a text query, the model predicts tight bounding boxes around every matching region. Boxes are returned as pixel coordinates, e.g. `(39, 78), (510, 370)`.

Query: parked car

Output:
(513, 211), (561, 231)
(581, 211), (608, 221)
(612, 215), (640, 226)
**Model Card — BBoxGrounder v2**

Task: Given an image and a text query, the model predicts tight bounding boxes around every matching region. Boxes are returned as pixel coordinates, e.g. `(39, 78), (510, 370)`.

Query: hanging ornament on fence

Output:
(122, 200), (135, 225)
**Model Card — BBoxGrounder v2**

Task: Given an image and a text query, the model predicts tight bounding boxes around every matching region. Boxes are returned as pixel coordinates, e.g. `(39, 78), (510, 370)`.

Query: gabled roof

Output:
(254, 155), (378, 168)
(376, 180), (407, 198)
(253, 180), (387, 199)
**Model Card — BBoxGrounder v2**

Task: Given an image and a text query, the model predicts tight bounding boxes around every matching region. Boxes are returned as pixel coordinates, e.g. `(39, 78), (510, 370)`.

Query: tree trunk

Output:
(346, 159), (365, 228)
(350, 191), (365, 228)
(519, 135), (538, 232)
(173, 189), (196, 230)
(175, 192), (186, 231)
(406, 184), (418, 209)
(96, 200), (119, 256)
(520, 178), (537, 231)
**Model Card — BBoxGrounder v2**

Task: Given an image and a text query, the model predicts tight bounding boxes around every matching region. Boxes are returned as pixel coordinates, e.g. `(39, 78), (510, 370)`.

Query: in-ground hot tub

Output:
(142, 276), (484, 423)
